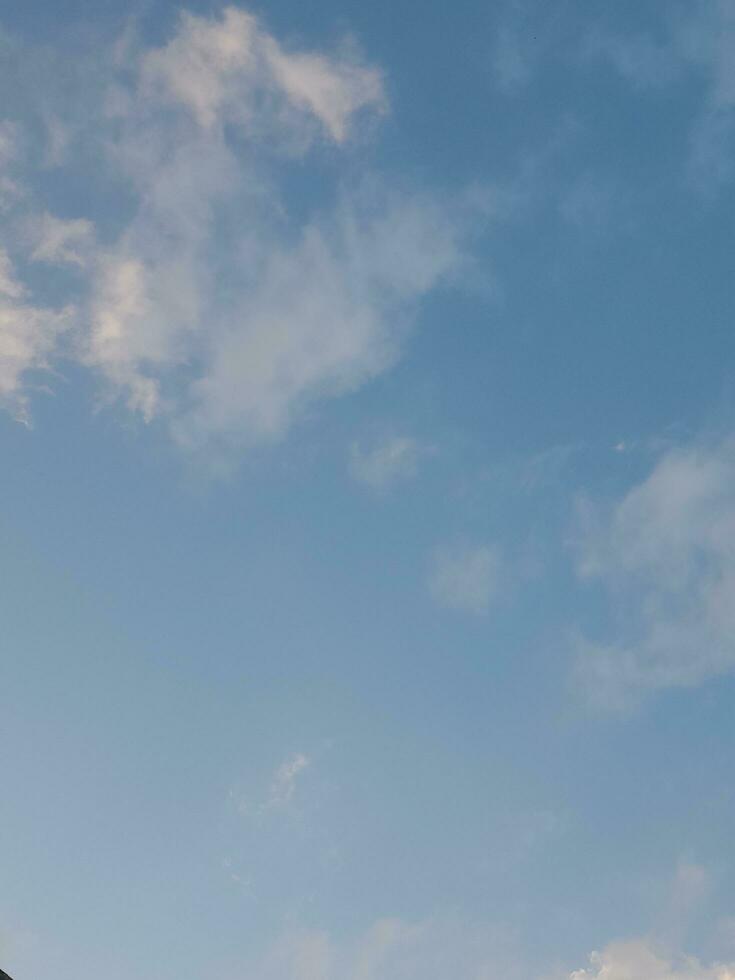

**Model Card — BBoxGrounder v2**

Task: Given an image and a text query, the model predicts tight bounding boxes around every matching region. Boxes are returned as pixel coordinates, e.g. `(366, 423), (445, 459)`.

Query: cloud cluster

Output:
(570, 941), (735, 980)
(0, 6), (469, 452)
(574, 437), (735, 708)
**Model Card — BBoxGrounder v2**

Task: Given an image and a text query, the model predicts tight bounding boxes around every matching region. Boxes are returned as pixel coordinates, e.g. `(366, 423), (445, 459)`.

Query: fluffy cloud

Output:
(429, 542), (501, 615)
(573, 437), (735, 708)
(349, 435), (431, 490)
(0, 6), (469, 451)
(570, 941), (735, 980)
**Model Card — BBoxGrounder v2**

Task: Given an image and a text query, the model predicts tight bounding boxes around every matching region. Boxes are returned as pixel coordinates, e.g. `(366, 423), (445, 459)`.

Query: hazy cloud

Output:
(573, 436), (735, 708)
(429, 542), (501, 615)
(349, 435), (431, 490)
(28, 213), (95, 268)
(0, 248), (73, 422)
(587, 2), (735, 189)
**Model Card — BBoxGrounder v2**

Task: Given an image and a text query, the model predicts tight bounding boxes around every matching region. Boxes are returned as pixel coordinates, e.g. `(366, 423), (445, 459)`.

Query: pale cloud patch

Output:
(493, 26), (533, 91)
(264, 40), (386, 144)
(429, 542), (501, 615)
(585, 30), (680, 90)
(0, 120), (23, 209)
(349, 435), (431, 490)
(140, 7), (260, 128)
(573, 436), (735, 709)
(28, 213), (94, 268)
(0, 121), (18, 169)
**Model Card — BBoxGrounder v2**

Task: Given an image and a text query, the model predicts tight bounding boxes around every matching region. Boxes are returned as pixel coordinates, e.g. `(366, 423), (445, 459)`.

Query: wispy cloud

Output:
(0, 247), (73, 423)
(349, 435), (431, 491)
(0, 6), (474, 454)
(586, 2), (735, 191)
(572, 435), (735, 709)
(267, 752), (311, 809)
(231, 751), (312, 818)
(27, 213), (95, 268)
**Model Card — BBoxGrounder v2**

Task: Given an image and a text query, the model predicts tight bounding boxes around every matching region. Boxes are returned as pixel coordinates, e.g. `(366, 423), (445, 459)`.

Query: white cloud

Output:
(429, 543), (501, 615)
(569, 941), (735, 980)
(573, 436), (735, 708)
(140, 7), (260, 129)
(228, 751), (311, 819)
(0, 6), (471, 445)
(0, 248), (72, 423)
(267, 752), (311, 809)
(263, 38), (385, 144)
(140, 6), (384, 138)
(349, 435), (430, 490)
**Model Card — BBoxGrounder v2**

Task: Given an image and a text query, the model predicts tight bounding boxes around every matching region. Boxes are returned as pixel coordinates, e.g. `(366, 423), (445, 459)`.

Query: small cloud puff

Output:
(140, 6), (385, 139)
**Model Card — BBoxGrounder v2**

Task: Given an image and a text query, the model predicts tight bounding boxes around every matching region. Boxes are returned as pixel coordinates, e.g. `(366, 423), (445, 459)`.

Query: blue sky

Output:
(3, 2), (735, 978)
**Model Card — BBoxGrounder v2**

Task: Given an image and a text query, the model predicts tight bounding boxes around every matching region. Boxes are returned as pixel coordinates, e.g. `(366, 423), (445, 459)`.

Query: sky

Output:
(3, 1), (735, 978)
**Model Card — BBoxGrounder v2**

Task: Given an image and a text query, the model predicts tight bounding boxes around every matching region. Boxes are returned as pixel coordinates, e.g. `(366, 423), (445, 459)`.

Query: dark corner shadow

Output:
(0, 969), (14, 979)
